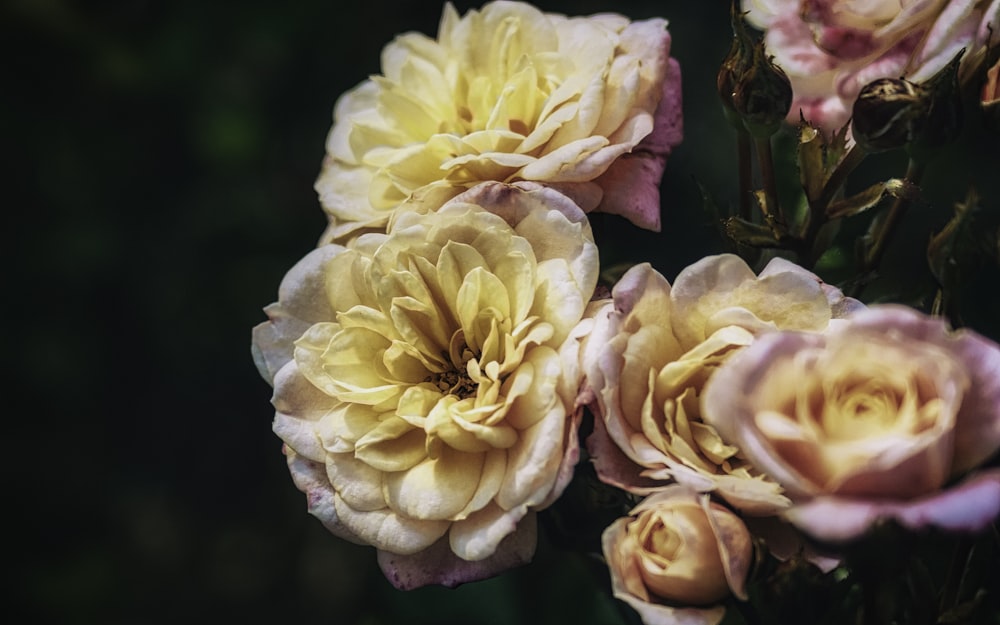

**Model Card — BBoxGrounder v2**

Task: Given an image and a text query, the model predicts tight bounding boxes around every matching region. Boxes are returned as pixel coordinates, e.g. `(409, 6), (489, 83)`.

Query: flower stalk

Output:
(754, 135), (784, 232)
(737, 128), (753, 221)
(855, 157), (927, 293)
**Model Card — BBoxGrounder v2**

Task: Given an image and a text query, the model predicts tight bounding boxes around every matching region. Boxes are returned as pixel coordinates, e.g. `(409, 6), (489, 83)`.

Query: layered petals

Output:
(253, 182), (598, 587)
(702, 305), (1000, 541)
(315, 1), (682, 242)
(602, 487), (752, 625)
(578, 255), (862, 514)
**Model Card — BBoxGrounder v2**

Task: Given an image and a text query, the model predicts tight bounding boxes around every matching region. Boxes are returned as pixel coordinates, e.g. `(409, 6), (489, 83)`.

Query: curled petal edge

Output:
(784, 469), (1000, 542)
(593, 58), (683, 231)
(376, 512), (537, 590)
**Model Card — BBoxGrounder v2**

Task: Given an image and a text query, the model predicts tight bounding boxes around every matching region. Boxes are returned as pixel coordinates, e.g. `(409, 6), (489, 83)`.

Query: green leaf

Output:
(825, 178), (919, 219)
(797, 121), (825, 203)
(723, 216), (783, 248)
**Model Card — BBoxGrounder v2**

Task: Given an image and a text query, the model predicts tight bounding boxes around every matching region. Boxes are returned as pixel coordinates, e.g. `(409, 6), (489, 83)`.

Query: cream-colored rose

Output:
(702, 305), (1000, 541)
(743, 0), (1000, 133)
(315, 0), (682, 242)
(252, 181), (598, 588)
(579, 255), (863, 514)
(602, 487), (752, 625)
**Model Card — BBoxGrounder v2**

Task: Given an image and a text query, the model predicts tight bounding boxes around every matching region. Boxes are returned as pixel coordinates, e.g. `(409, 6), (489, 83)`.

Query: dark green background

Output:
(9, 1), (998, 624)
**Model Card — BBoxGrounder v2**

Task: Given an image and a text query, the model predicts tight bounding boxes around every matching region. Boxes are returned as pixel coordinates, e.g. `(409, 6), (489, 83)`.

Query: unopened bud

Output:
(717, 1), (792, 137)
(851, 78), (927, 152)
(731, 41), (794, 138)
(717, 1), (755, 130)
(852, 50), (965, 154)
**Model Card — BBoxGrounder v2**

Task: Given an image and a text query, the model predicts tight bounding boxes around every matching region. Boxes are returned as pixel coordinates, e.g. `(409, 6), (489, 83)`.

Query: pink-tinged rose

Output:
(576, 254), (863, 515)
(602, 487), (752, 625)
(743, 0), (1000, 134)
(315, 1), (682, 243)
(702, 305), (1000, 542)
(252, 182), (598, 587)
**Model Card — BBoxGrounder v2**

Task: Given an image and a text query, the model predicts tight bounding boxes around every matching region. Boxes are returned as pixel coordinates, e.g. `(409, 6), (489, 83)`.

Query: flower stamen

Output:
(427, 368), (479, 399)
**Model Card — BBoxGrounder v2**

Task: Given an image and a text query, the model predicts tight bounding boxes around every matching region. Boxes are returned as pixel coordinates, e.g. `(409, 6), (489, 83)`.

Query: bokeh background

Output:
(10, 1), (998, 624)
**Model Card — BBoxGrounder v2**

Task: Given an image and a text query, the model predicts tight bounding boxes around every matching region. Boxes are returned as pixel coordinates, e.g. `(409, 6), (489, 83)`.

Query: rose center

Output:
(824, 380), (903, 439)
(426, 368), (478, 399)
(643, 521), (682, 563)
(425, 341), (480, 399)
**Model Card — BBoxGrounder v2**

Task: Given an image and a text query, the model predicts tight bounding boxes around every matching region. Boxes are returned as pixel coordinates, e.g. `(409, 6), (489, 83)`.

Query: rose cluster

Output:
(253, 2), (1000, 624)
(255, 0), (683, 590)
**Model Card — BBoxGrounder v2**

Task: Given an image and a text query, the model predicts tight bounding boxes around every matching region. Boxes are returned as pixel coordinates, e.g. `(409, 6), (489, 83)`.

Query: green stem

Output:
(738, 129), (753, 222)
(851, 157), (926, 297)
(796, 144), (869, 268)
(754, 135), (784, 232)
(815, 143), (868, 211)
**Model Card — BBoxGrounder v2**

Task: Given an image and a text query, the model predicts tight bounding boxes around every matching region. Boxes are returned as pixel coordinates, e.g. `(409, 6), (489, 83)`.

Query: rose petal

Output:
(271, 362), (337, 463)
(377, 511), (537, 589)
(251, 245), (346, 382)
(785, 469), (1000, 542)
(587, 407), (664, 493)
(594, 58), (683, 231)
(940, 328), (1000, 473)
(284, 448), (366, 545)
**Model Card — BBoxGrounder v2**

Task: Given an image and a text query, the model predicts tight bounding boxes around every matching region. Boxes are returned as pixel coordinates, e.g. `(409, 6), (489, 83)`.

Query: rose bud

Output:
(602, 487), (753, 625)
(851, 77), (928, 152)
(717, 0), (755, 130)
(730, 40), (794, 138)
(852, 51), (965, 154)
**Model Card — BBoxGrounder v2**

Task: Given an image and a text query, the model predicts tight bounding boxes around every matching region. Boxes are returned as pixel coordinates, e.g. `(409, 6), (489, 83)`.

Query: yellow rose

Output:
(602, 486), (752, 625)
(578, 255), (863, 514)
(702, 305), (1000, 541)
(315, 0), (682, 242)
(743, 0), (999, 133)
(252, 181), (598, 588)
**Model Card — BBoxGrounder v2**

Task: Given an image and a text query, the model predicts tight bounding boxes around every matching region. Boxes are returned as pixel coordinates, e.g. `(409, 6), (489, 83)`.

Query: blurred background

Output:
(9, 1), (997, 624)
